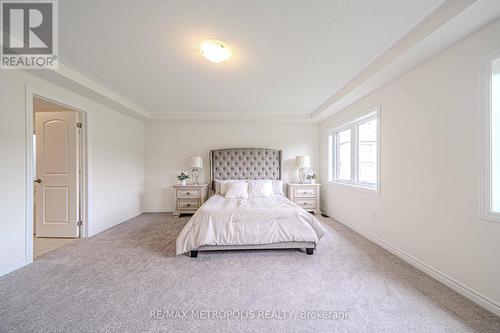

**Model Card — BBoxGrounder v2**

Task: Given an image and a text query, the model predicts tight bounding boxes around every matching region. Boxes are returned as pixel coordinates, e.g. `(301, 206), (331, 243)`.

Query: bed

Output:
(175, 148), (326, 257)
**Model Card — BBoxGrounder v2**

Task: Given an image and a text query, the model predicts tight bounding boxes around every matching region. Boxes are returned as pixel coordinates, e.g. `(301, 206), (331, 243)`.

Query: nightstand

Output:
(173, 184), (208, 217)
(287, 183), (321, 215)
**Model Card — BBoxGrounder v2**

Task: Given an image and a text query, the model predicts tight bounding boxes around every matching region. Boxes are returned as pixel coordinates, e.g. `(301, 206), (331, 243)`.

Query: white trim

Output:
(30, 63), (315, 124)
(148, 111), (313, 124)
(322, 208), (500, 317)
(480, 48), (500, 223)
(377, 105), (382, 195)
(31, 63), (151, 120)
(312, 1), (500, 122)
(0, 260), (28, 277)
(8, 2), (497, 124)
(77, 109), (89, 237)
(310, 0), (451, 120)
(329, 105), (380, 193)
(25, 86), (34, 265)
(24, 84), (91, 270)
(327, 181), (379, 195)
(87, 213), (142, 237)
(142, 209), (172, 213)
(329, 109), (378, 133)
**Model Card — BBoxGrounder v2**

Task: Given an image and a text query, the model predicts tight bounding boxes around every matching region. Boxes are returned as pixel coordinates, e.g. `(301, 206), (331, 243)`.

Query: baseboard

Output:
(142, 209), (172, 213)
(0, 259), (28, 277)
(1, 211), (162, 277)
(88, 212), (143, 236)
(322, 208), (500, 317)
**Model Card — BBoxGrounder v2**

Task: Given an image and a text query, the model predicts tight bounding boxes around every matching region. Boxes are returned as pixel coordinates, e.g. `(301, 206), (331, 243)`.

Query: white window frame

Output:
(480, 49), (500, 223)
(328, 105), (380, 192)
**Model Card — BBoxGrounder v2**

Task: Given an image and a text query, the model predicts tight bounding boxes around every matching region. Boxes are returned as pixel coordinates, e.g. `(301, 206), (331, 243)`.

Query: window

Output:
(329, 108), (379, 190)
(481, 50), (500, 222)
(358, 118), (377, 184)
(493, 58), (500, 214)
(335, 128), (351, 181)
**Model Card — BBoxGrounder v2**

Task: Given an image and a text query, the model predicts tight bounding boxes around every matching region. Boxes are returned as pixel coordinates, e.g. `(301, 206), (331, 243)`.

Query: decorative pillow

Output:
(215, 179), (240, 195)
(214, 180), (221, 194)
(224, 182), (249, 199)
(248, 180), (274, 198)
(272, 180), (285, 196)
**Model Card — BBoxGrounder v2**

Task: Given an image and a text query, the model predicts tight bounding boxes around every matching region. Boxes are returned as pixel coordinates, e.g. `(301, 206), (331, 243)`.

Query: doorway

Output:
(32, 97), (84, 258)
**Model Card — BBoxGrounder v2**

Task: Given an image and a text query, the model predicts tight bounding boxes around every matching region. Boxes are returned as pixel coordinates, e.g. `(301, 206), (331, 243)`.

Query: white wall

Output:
(319, 19), (500, 314)
(144, 122), (319, 212)
(0, 70), (144, 276)
(0, 71), (27, 276)
(86, 103), (144, 236)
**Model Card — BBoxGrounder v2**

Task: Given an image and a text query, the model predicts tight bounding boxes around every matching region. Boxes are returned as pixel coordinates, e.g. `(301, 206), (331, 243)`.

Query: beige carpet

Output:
(33, 236), (77, 258)
(0, 213), (498, 332)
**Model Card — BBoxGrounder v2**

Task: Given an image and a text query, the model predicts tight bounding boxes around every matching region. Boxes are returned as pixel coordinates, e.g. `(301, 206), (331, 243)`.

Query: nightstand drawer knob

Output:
(187, 203), (191, 207)
(186, 192), (190, 195)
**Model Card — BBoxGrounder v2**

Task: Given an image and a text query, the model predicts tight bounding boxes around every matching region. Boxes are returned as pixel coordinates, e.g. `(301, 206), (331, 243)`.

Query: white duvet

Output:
(176, 194), (326, 254)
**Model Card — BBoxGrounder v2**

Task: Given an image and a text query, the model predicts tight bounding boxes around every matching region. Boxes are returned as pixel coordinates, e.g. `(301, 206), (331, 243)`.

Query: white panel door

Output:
(35, 111), (79, 238)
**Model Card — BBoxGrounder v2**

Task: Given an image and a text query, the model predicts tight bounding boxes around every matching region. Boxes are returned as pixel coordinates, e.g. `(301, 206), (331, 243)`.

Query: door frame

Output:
(25, 85), (89, 264)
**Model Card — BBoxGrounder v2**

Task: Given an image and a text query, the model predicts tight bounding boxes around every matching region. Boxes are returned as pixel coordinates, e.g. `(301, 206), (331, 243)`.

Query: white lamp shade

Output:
(191, 156), (203, 168)
(296, 156), (311, 168)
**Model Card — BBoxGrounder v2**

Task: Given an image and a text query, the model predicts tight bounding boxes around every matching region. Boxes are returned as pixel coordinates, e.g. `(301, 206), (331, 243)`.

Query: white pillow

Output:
(225, 182), (249, 199)
(215, 179), (284, 196)
(214, 180), (221, 194)
(248, 180), (274, 198)
(272, 180), (285, 196)
(215, 179), (240, 195)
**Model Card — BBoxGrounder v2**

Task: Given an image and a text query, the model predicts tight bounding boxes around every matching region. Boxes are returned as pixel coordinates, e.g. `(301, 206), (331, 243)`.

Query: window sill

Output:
(328, 181), (379, 194)
(480, 211), (500, 223)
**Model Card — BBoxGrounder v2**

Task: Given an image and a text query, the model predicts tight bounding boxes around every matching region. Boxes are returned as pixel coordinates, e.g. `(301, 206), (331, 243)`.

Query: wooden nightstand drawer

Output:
(173, 184), (208, 217)
(177, 188), (201, 199)
(294, 198), (317, 209)
(287, 183), (321, 215)
(177, 199), (200, 210)
(293, 187), (316, 198)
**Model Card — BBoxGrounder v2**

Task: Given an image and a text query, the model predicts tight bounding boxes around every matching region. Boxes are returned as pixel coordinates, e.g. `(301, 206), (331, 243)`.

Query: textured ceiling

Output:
(59, 0), (444, 114)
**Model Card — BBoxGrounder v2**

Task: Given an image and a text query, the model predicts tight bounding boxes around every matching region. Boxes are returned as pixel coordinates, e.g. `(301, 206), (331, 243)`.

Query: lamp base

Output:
(192, 168), (199, 185)
(298, 167), (305, 184)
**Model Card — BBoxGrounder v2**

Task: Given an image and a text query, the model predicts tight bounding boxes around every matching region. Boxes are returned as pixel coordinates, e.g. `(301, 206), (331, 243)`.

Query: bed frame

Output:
(189, 148), (316, 258)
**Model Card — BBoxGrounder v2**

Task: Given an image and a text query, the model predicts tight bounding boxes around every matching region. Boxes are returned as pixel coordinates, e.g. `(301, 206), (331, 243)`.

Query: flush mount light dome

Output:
(200, 40), (232, 63)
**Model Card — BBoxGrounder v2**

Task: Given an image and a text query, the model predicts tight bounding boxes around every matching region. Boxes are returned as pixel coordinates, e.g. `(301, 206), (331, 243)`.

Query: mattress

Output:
(176, 194), (326, 254)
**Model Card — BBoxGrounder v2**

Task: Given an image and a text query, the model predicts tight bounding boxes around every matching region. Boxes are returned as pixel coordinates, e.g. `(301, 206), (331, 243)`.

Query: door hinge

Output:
(77, 220), (82, 226)
(77, 122), (83, 128)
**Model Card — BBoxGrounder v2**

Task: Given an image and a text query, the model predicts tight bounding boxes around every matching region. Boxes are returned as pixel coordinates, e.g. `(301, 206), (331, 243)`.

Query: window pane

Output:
(328, 134), (333, 182)
(358, 119), (377, 184)
(336, 129), (351, 181)
(492, 59), (500, 213)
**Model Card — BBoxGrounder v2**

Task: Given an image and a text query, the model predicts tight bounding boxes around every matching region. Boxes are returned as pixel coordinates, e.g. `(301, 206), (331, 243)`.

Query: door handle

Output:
(34, 179), (41, 183)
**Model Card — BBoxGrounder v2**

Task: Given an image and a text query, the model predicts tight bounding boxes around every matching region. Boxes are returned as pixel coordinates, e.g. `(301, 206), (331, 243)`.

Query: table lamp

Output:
(191, 156), (203, 185)
(296, 156), (310, 184)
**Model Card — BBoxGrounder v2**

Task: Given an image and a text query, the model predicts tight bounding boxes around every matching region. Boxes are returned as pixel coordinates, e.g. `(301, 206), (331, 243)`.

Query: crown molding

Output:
(148, 111), (313, 124)
(26, 63), (315, 123)
(17, 0), (500, 124)
(25, 63), (151, 121)
(311, 0), (500, 122)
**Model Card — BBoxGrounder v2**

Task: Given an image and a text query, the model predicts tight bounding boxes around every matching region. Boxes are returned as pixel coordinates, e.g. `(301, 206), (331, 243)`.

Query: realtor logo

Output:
(1, 0), (58, 69)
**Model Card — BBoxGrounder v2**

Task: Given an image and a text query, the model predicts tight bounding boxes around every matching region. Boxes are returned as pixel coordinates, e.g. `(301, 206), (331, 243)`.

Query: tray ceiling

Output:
(58, 0), (444, 116)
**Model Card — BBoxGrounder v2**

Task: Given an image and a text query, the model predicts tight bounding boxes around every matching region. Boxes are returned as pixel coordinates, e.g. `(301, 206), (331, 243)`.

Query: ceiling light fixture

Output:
(200, 40), (232, 63)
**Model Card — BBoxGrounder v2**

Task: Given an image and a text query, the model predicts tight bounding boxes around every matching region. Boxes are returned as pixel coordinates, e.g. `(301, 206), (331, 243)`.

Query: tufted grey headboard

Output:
(209, 148), (282, 193)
